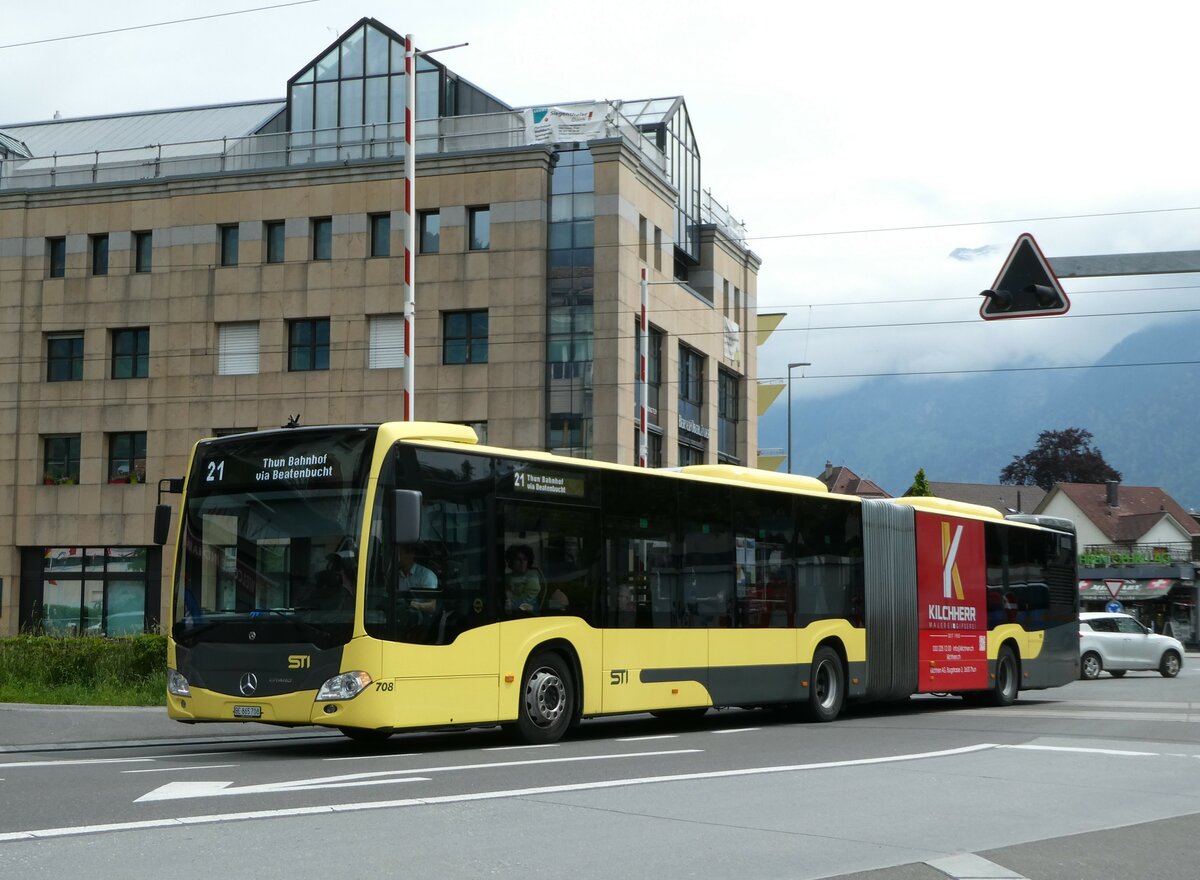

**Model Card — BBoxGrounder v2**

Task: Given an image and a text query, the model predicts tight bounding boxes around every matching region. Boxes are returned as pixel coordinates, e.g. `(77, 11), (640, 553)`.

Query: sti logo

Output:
(287, 654), (311, 669)
(941, 521), (964, 601)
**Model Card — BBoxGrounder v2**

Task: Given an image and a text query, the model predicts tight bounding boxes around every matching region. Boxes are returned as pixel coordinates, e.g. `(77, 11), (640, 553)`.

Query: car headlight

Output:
(316, 670), (373, 701)
(167, 668), (191, 697)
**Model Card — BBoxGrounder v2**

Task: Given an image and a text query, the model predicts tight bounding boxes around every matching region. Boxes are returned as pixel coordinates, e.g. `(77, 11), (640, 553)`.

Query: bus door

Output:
(372, 447), (501, 727)
(600, 472), (708, 713)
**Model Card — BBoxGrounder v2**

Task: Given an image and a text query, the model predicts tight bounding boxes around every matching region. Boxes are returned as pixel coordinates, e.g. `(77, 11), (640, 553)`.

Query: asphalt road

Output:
(2, 667), (1199, 880)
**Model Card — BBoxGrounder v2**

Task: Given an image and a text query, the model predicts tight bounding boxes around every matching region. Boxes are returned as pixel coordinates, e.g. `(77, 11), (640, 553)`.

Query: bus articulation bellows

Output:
(163, 422), (1079, 743)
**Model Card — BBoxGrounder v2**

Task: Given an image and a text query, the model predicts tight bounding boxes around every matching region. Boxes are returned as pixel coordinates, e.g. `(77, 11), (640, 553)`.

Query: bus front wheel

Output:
(805, 646), (845, 722)
(516, 652), (575, 744)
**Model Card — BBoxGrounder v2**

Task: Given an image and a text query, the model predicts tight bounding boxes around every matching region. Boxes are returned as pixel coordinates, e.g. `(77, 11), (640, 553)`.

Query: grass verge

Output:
(0, 634), (166, 706)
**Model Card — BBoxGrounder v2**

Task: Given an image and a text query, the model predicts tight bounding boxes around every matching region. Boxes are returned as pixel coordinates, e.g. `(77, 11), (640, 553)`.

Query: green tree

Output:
(1000, 427), (1121, 491)
(907, 468), (933, 496)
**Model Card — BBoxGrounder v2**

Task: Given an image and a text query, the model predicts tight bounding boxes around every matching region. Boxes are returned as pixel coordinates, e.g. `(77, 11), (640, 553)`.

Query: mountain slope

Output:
(764, 316), (1200, 507)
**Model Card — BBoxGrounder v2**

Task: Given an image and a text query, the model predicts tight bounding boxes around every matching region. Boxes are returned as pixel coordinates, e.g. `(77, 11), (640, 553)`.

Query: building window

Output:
(442, 310), (488, 364)
(679, 345), (704, 424)
(369, 213), (391, 257)
(678, 443), (705, 467)
(133, 231), (153, 273)
(43, 435), (81, 485)
(632, 428), (663, 468)
(718, 369), (739, 462)
(288, 318), (330, 371)
(419, 210), (440, 254)
(219, 224), (239, 267)
(468, 206), (490, 250)
(108, 432), (146, 484)
(368, 315), (404, 369)
(36, 546), (152, 637)
(634, 321), (664, 428)
(47, 237), (66, 278)
(549, 413), (585, 450)
(265, 221), (285, 263)
(111, 328), (149, 379)
(91, 234), (109, 275)
(638, 216), (647, 262)
(312, 217), (333, 261)
(47, 334), (84, 382)
(217, 322), (260, 375)
(653, 226), (662, 272)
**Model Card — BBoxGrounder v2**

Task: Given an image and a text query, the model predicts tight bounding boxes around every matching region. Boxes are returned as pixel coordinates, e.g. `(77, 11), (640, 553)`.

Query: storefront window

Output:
(37, 547), (150, 636)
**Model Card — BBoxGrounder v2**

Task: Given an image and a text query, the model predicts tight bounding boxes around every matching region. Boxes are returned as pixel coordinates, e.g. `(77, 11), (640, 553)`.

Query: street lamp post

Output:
(402, 35), (467, 421)
(786, 361), (810, 474)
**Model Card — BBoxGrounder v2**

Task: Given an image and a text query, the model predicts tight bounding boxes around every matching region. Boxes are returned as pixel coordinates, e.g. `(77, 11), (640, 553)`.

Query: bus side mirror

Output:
(394, 490), (423, 544)
(153, 504), (172, 546)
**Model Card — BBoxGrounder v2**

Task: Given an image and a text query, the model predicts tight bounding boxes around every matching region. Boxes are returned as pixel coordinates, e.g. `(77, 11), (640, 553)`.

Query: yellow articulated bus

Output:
(162, 422), (1079, 744)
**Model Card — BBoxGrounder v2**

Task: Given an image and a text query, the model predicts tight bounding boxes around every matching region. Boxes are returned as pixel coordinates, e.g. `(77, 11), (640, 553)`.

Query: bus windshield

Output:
(172, 427), (377, 648)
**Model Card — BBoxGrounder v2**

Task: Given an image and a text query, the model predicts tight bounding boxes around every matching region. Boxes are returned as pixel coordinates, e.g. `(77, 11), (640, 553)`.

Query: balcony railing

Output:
(1078, 542), (1195, 567)
(2, 100), (752, 253)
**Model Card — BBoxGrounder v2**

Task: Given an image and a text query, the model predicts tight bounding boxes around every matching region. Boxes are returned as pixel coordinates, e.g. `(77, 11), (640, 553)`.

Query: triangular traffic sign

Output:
(979, 233), (1070, 320)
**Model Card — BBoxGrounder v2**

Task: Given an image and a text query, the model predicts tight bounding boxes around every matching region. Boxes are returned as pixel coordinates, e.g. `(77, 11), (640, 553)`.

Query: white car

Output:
(1079, 612), (1184, 680)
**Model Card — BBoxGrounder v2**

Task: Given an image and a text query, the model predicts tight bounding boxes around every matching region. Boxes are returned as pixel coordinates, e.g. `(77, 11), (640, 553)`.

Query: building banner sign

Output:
(523, 105), (610, 144)
(722, 317), (740, 363)
(914, 513), (988, 692)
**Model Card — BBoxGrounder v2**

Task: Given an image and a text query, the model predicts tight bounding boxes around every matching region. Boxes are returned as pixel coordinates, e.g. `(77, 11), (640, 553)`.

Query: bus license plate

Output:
(233, 705), (262, 718)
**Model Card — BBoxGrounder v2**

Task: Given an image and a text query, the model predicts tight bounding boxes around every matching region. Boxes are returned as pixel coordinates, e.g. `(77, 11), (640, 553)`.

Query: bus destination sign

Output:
(513, 467), (586, 500)
(190, 428), (375, 496)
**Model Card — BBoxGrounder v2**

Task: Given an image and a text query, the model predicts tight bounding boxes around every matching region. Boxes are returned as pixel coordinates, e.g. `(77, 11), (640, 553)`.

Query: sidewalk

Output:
(0, 703), (337, 752)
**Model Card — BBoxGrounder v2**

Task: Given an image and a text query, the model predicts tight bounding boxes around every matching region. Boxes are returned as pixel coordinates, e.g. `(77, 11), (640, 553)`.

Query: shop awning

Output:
(1080, 578), (1178, 600)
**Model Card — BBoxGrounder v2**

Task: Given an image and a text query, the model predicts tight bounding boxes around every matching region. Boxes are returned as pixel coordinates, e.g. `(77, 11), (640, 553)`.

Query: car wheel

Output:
(1108, 669), (1126, 678)
(1160, 651), (1182, 678)
(1080, 651), (1103, 681)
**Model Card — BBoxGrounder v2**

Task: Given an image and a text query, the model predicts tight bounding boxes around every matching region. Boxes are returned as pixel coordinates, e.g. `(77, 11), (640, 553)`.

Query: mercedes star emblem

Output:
(239, 672), (259, 696)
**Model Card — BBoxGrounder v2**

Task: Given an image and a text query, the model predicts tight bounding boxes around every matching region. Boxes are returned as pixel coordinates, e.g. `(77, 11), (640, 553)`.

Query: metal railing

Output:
(1078, 542), (1195, 566)
(1, 101), (752, 247)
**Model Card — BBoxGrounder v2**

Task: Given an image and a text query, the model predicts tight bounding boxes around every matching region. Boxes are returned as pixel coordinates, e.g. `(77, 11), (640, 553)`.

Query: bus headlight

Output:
(167, 668), (191, 697)
(316, 670), (373, 701)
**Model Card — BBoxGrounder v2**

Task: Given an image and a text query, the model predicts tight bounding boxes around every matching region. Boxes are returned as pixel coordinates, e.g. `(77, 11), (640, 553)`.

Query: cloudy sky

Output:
(5, 0), (1198, 411)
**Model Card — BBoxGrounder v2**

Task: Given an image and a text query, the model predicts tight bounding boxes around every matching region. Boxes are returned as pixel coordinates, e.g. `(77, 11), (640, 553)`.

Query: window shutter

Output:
(369, 315), (405, 369)
(218, 323), (259, 375)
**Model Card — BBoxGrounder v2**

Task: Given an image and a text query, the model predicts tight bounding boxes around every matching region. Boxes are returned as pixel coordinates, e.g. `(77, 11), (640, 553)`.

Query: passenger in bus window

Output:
(505, 544), (544, 612)
(399, 543), (439, 613)
(505, 544), (569, 612)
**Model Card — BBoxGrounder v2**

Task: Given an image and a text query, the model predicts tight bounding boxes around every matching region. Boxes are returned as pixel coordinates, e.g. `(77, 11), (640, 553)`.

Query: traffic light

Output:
(979, 234), (1070, 320)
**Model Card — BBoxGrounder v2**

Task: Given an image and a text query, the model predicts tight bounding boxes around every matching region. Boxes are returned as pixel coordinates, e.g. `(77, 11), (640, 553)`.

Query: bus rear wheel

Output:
(805, 646), (845, 722)
(988, 646), (1019, 706)
(516, 652), (575, 744)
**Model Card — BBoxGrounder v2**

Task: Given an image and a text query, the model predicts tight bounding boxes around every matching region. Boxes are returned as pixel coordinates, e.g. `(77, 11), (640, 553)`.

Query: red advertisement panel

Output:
(914, 513), (988, 692)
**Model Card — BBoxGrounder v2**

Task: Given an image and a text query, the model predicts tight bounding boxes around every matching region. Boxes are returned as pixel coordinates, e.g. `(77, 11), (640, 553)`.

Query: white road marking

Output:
(1000, 744), (1161, 757)
(615, 735), (678, 742)
(481, 744), (561, 752)
(970, 708), (1200, 723)
(136, 748), (704, 802)
(712, 728), (760, 734)
(0, 743), (995, 840)
(325, 752), (418, 763)
(0, 757), (154, 770)
(122, 765), (240, 774)
(926, 852), (1027, 879)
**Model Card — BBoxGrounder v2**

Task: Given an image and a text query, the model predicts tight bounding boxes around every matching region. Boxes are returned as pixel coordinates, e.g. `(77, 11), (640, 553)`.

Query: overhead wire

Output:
(0, 1), (321, 51)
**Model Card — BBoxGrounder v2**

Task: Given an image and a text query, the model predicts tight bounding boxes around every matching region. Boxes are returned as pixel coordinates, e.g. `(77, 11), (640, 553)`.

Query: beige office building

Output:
(0, 18), (763, 636)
